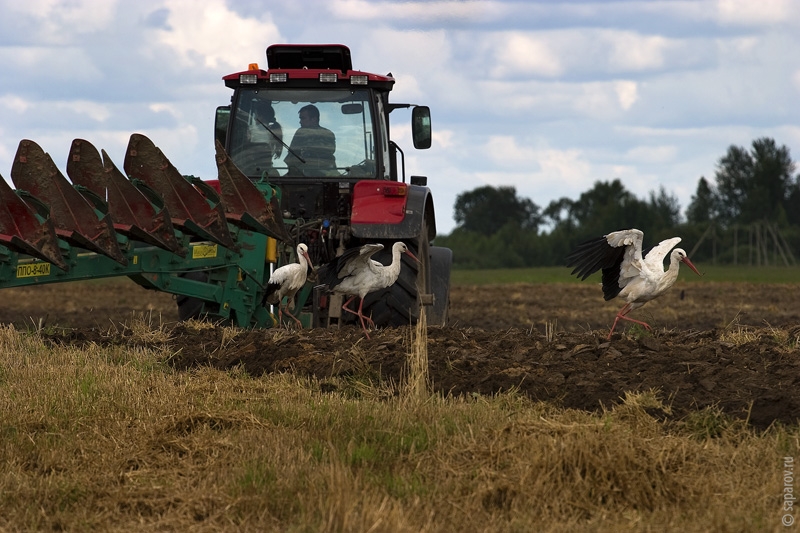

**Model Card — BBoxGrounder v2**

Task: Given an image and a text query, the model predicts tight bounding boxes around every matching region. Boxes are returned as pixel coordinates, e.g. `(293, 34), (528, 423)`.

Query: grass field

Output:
(452, 265), (800, 285)
(1, 315), (798, 531)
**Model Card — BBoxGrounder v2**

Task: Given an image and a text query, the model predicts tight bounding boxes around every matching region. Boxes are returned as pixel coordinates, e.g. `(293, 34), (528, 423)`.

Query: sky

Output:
(1, 0), (799, 236)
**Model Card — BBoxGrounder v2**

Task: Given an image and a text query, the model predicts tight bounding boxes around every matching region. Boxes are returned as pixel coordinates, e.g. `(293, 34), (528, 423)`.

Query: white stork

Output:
(317, 242), (419, 338)
(262, 243), (313, 327)
(566, 228), (702, 339)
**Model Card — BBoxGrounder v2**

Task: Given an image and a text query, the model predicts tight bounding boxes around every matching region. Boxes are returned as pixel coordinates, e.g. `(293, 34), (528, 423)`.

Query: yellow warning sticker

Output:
(192, 244), (218, 259)
(16, 262), (51, 278)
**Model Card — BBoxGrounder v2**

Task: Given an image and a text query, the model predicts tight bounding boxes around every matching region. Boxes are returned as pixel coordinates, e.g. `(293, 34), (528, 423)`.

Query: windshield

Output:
(228, 88), (377, 179)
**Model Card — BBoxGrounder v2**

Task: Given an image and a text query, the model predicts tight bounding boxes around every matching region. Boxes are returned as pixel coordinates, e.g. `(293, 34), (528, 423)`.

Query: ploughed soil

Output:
(3, 279), (800, 429)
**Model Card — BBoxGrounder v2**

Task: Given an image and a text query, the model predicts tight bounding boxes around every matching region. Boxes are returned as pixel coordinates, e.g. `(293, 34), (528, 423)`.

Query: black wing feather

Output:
(565, 236), (623, 280)
(600, 260), (625, 301)
(566, 236), (627, 300)
(261, 280), (281, 306)
(316, 245), (370, 291)
(316, 262), (342, 291)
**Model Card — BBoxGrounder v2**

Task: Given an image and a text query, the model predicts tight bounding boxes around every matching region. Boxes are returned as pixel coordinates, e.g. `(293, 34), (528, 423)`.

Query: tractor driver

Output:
(284, 104), (337, 176)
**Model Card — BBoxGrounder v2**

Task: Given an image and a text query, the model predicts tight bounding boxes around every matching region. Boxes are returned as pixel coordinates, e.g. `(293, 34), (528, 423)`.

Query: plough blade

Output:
(0, 174), (67, 270)
(10, 140), (127, 266)
(66, 139), (186, 257)
(214, 140), (291, 243)
(123, 133), (237, 251)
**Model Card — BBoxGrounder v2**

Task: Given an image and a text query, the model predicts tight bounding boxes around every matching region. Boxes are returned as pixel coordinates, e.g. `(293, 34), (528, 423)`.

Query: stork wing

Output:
(336, 244), (384, 278)
(316, 243), (385, 290)
(642, 237), (681, 271)
(603, 229), (645, 284)
(566, 229), (645, 281)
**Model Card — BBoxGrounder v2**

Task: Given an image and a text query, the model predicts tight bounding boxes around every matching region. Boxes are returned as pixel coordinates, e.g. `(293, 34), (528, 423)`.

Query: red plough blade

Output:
(11, 140), (127, 266)
(66, 139), (186, 257)
(214, 140), (291, 243)
(0, 174), (67, 270)
(123, 133), (237, 251)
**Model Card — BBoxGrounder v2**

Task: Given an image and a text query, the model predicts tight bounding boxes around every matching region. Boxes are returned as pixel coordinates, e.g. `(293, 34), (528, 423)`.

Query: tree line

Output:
(435, 137), (800, 269)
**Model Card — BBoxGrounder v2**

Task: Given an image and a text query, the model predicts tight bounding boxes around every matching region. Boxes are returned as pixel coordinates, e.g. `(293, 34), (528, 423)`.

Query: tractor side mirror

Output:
(411, 106), (432, 150)
(214, 105), (231, 147)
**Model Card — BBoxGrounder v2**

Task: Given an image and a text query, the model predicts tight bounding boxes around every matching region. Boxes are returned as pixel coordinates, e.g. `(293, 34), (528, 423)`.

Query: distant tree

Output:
(568, 179), (640, 234)
(685, 177), (717, 224)
(647, 186), (682, 228)
(714, 138), (797, 225)
(542, 197), (576, 229)
(453, 185), (542, 236)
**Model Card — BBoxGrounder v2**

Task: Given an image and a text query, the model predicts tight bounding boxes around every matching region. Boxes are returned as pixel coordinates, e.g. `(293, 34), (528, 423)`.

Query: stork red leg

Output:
(341, 296), (374, 338)
(342, 297), (375, 332)
(607, 303), (652, 340)
(356, 298), (371, 339)
(281, 305), (303, 327)
(341, 296), (359, 322)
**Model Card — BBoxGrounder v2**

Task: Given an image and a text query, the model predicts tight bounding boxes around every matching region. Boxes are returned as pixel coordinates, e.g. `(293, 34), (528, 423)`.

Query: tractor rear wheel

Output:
(360, 223), (431, 328)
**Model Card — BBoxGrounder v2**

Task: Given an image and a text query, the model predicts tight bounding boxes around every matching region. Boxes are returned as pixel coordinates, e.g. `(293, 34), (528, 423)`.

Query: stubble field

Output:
(3, 278), (799, 429)
(2, 277), (800, 531)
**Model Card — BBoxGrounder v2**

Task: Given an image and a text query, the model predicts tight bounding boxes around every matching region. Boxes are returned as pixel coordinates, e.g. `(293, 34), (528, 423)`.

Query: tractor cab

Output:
(217, 45), (430, 189)
(216, 44), (432, 265)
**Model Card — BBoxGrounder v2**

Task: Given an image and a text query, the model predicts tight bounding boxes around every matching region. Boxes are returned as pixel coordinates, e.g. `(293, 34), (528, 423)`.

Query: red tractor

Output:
(184, 43), (452, 327)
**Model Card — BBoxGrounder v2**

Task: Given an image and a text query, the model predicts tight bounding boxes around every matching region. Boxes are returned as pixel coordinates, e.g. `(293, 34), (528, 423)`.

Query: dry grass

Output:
(0, 320), (797, 532)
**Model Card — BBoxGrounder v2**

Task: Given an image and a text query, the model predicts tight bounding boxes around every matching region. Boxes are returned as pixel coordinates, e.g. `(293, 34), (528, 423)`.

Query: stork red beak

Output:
(405, 250), (421, 263)
(681, 256), (702, 276)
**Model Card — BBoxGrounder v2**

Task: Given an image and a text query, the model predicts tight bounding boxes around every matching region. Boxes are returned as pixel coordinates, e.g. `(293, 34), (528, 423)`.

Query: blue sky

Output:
(1, 0), (798, 235)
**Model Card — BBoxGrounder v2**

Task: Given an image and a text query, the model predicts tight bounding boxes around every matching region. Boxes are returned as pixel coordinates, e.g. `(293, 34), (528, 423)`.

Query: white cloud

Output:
(478, 27), (703, 85)
(0, 46), (105, 85)
(716, 0), (796, 26)
(607, 32), (669, 71)
(153, 0), (281, 70)
(56, 101), (111, 123)
(573, 82), (632, 119)
(329, 0), (501, 23)
(491, 33), (563, 78)
(355, 30), (452, 101)
(148, 103), (180, 120)
(0, 95), (31, 113)
(0, 0), (116, 43)
(484, 136), (591, 189)
(433, 129), (455, 150)
(615, 81), (639, 110)
(624, 145), (679, 164)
